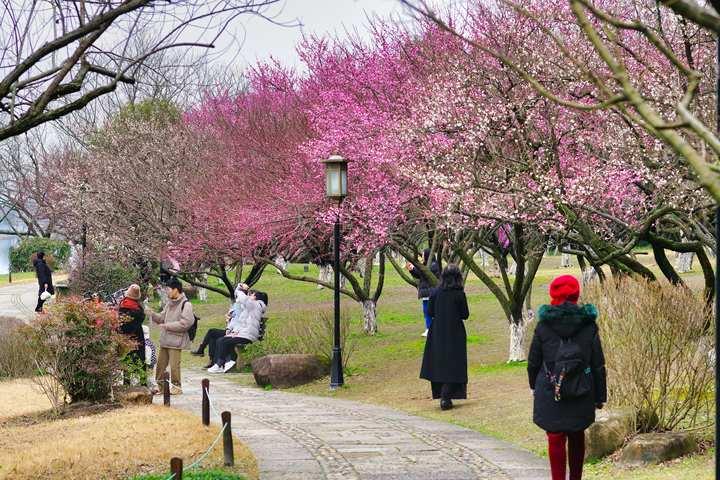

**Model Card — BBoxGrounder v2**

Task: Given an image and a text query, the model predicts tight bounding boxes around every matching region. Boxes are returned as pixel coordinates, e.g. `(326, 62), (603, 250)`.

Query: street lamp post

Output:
(322, 154), (349, 390)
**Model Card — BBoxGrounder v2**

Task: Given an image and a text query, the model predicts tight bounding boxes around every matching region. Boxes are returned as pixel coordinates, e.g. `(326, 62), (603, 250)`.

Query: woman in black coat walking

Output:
(33, 251), (54, 312)
(527, 275), (607, 480)
(420, 264), (469, 410)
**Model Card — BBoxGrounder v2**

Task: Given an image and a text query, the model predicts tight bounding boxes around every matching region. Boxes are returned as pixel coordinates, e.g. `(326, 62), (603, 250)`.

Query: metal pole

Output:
(330, 216), (344, 389)
(715, 35), (720, 480)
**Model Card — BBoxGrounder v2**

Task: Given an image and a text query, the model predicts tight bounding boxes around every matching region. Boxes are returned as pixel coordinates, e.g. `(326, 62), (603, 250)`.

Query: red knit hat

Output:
(549, 275), (580, 305)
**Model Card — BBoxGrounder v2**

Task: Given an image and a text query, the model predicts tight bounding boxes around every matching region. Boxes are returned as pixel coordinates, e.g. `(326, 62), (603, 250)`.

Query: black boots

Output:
(190, 348), (205, 356)
(440, 399), (453, 411)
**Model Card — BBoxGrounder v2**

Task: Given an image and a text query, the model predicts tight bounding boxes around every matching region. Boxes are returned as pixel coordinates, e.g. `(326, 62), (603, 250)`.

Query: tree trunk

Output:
(362, 299), (378, 335)
(581, 266), (598, 286)
(317, 264), (332, 289)
(675, 252), (694, 273)
(560, 253), (572, 268)
(508, 313), (530, 362)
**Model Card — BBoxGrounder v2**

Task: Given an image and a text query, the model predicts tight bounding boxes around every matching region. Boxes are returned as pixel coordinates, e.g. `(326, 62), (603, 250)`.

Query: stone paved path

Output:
(0, 281), (38, 321)
(169, 370), (549, 480)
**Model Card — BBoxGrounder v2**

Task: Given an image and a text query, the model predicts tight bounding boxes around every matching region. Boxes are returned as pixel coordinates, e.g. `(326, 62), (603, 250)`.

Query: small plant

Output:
(285, 310), (357, 369)
(68, 252), (140, 297)
(27, 298), (134, 408)
(585, 277), (713, 432)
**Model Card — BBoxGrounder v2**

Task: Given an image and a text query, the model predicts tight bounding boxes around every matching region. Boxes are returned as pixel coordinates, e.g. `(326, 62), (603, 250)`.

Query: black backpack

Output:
(544, 330), (593, 402)
(181, 300), (200, 341)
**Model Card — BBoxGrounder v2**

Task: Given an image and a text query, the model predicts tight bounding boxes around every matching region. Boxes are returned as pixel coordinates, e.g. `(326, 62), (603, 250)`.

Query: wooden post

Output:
(221, 411), (234, 466)
(163, 371), (170, 406)
(202, 378), (210, 426)
(170, 457), (183, 480)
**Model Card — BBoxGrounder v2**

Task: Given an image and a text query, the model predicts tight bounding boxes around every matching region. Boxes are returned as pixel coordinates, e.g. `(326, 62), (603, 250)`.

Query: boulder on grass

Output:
(619, 432), (697, 467)
(252, 354), (327, 388)
(116, 386), (153, 405)
(585, 408), (635, 460)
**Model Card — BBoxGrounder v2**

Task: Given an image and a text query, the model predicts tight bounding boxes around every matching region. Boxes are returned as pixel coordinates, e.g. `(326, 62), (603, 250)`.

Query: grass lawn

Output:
(170, 253), (713, 479)
(0, 272), (37, 285)
(0, 379), (257, 480)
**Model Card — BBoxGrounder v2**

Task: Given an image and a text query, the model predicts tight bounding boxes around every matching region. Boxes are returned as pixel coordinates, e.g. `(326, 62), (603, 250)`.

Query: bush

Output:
(69, 253), (140, 297)
(10, 237), (70, 272)
(0, 317), (36, 379)
(27, 298), (133, 407)
(584, 277), (713, 432)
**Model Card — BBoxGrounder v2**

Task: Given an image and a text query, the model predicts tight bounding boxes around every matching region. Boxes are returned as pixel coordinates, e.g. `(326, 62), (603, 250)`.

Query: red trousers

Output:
(547, 431), (585, 480)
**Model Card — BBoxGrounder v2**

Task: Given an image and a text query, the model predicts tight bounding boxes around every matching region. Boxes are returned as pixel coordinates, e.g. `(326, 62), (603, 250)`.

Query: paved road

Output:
(0, 281), (38, 322)
(170, 371), (549, 480)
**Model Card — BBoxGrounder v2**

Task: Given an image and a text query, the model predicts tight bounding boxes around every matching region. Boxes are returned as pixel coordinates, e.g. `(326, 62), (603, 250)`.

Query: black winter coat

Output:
(119, 299), (146, 363)
(420, 287), (469, 388)
(528, 302), (607, 433)
(410, 261), (441, 299)
(33, 258), (54, 294)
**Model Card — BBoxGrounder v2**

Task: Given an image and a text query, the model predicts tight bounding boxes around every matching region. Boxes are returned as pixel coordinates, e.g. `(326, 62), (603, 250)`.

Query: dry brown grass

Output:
(0, 381), (257, 480)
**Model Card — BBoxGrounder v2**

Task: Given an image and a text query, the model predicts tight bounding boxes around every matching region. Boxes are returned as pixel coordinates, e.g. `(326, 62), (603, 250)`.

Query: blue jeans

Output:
(422, 298), (432, 329)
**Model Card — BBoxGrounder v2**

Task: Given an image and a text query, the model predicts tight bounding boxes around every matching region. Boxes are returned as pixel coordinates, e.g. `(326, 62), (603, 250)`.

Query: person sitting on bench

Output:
(208, 286), (268, 373)
(192, 283), (248, 368)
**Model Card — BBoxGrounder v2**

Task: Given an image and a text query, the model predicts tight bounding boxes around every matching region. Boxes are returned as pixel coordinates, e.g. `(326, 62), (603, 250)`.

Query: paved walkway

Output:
(169, 371), (549, 480)
(0, 281), (38, 321)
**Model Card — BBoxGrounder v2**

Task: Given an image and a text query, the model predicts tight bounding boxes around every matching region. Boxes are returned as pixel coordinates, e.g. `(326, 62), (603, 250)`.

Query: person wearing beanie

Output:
(118, 284), (146, 385)
(527, 275), (607, 480)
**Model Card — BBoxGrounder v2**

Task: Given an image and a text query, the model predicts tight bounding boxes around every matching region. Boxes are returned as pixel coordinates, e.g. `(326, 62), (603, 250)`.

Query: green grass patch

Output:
(470, 360), (527, 375)
(129, 469), (245, 480)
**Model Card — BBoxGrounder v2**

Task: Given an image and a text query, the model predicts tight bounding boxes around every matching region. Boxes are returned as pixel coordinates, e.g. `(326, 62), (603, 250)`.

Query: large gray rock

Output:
(619, 432), (697, 467)
(252, 354), (327, 388)
(584, 408), (635, 460)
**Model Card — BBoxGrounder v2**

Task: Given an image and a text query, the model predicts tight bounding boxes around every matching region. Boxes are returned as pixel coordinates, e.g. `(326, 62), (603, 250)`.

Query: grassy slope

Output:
(179, 255), (712, 480)
(0, 379), (257, 480)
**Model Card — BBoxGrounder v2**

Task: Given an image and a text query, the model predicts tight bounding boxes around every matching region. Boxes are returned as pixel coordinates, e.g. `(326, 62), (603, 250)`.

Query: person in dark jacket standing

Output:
(407, 248), (441, 337)
(527, 275), (607, 480)
(420, 264), (469, 410)
(33, 251), (54, 312)
(118, 284), (146, 385)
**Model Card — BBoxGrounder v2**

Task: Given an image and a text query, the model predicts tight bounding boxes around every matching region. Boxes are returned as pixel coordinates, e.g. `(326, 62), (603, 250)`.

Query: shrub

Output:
(27, 298), (133, 407)
(584, 277), (713, 432)
(10, 237), (70, 272)
(69, 253), (140, 297)
(284, 310), (357, 369)
(0, 317), (36, 379)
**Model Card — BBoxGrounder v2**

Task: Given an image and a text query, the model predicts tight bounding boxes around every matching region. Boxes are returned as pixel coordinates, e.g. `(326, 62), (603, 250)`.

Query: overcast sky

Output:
(221, 0), (414, 71)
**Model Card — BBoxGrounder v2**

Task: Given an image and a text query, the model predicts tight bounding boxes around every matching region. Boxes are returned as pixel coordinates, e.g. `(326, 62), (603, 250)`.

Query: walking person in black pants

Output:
(33, 251), (54, 312)
(420, 264), (469, 410)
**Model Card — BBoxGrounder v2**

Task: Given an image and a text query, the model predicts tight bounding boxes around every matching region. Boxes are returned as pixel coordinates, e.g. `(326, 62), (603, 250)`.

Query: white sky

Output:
(218, 0), (415, 71)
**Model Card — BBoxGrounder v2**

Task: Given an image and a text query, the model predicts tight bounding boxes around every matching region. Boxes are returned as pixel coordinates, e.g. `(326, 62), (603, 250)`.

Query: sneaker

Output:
(170, 385), (183, 395)
(422, 329), (428, 337)
(203, 361), (214, 369)
(207, 364), (223, 373)
(440, 399), (453, 411)
(223, 360), (236, 373)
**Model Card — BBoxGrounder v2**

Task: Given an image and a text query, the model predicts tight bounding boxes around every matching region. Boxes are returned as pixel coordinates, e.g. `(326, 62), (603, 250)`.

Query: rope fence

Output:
(162, 378), (235, 480)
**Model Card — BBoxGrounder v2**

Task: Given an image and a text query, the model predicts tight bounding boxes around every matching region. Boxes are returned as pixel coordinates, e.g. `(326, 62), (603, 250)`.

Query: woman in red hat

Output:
(527, 275), (607, 480)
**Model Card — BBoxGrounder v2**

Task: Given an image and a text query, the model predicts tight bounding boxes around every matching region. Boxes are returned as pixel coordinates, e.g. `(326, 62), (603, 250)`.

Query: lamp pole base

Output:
(330, 346), (344, 389)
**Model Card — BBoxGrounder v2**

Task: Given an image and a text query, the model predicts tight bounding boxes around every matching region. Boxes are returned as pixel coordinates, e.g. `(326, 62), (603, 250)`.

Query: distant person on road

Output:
(192, 283), (248, 368)
(527, 275), (607, 480)
(208, 286), (267, 374)
(33, 251), (54, 313)
(118, 284), (146, 385)
(420, 264), (469, 411)
(407, 248), (440, 337)
(144, 277), (195, 395)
